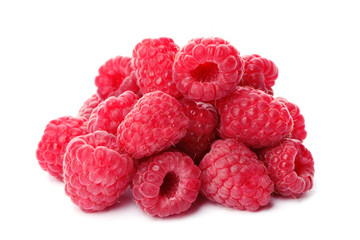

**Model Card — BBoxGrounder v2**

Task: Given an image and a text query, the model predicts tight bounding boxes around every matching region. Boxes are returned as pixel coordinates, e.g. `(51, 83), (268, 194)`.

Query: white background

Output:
(1, 0), (359, 239)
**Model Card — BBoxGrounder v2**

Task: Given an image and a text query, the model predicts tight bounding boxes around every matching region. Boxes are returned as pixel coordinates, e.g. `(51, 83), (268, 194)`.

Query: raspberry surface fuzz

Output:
(131, 151), (201, 217)
(64, 131), (133, 212)
(216, 86), (293, 148)
(117, 91), (189, 159)
(200, 139), (274, 211)
(36, 116), (88, 180)
(173, 37), (244, 101)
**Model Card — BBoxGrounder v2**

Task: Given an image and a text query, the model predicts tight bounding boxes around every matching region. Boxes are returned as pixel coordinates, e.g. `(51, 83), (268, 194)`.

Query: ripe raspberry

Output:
(133, 37), (181, 98)
(199, 139), (274, 211)
(95, 56), (134, 100)
(78, 94), (103, 120)
(176, 99), (219, 164)
(131, 151), (201, 217)
(63, 131), (133, 212)
(277, 97), (307, 141)
(259, 139), (314, 197)
(173, 37), (244, 101)
(239, 54), (278, 95)
(87, 91), (139, 135)
(216, 86), (293, 148)
(117, 91), (189, 159)
(111, 71), (141, 97)
(36, 116), (88, 180)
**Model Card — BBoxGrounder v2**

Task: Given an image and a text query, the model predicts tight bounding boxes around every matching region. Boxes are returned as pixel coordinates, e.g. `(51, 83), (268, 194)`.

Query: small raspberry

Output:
(78, 94), (103, 120)
(277, 97), (307, 141)
(259, 139), (314, 197)
(133, 37), (181, 98)
(131, 151), (201, 217)
(239, 54), (278, 95)
(63, 131), (133, 212)
(95, 56), (134, 100)
(117, 91), (189, 159)
(36, 116), (88, 180)
(87, 91), (139, 135)
(173, 37), (244, 101)
(199, 139), (274, 211)
(216, 86), (293, 148)
(176, 99), (219, 164)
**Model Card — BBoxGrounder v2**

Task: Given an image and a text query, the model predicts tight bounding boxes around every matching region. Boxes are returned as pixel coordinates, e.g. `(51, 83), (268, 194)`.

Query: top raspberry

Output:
(95, 56), (134, 100)
(173, 37), (244, 101)
(133, 37), (181, 98)
(239, 54), (278, 95)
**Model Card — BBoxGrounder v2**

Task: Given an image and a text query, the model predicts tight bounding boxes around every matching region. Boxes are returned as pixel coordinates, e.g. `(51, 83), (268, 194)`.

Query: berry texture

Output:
(216, 86), (293, 148)
(78, 94), (103, 120)
(36, 116), (88, 180)
(200, 139), (274, 211)
(64, 131), (133, 212)
(131, 151), (201, 217)
(95, 56), (134, 100)
(277, 97), (307, 141)
(133, 37), (181, 98)
(173, 37), (244, 101)
(259, 139), (314, 197)
(239, 54), (278, 95)
(111, 71), (141, 97)
(176, 99), (219, 164)
(87, 91), (139, 135)
(117, 91), (189, 159)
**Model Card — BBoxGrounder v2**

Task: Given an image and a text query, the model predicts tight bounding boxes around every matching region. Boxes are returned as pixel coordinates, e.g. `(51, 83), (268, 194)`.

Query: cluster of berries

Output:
(36, 37), (314, 217)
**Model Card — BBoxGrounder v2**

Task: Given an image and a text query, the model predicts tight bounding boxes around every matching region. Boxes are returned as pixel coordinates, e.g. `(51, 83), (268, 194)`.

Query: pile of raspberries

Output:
(36, 37), (314, 217)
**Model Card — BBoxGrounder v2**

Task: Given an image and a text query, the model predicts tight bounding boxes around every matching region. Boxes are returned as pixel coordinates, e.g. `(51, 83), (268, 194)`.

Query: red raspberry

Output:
(259, 139), (314, 197)
(111, 71), (141, 97)
(216, 86), (293, 148)
(87, 91), (139, 135)
(277, 97), (307, 141)
(199, 139), (274, 211)
(239, 54), (278, 95)
(133, 37), (181, 98)
(173, 37), (244, 101)
(176, 99), (219, 164)
(78, 94), (103, 120)
(36, 116), (88, 180)
(63, 131), (133, 212)
(131, 151), (201, 217)
(95, 56), (134, 100)
(117, 91), (189, 159)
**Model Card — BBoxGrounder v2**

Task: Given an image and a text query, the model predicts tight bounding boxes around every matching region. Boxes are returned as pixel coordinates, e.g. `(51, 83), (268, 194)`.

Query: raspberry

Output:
(239, 54), (278, 95)
(173, 37), (244, 101)
(199, 139), (274, 211)
(176, 99), (219, 164)
(95, 56), (134, 100)
(117, 91), (189, 159)
(133, 37), (181, 98)
(36, 116), (88, 180)
(78, 94), (103, 120)
(131, 151), (201, 217)
(277, 97), (307, 141)
(259, 139), (314, 197)
(111, 71), (141, 97)
(87, 91), (139, 135)
(216, 86), (293, 148)
(63, 131), (133, 212)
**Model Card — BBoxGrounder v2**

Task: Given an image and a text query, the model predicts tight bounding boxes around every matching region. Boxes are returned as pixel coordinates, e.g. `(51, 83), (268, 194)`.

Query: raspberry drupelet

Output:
(63, 131), (134, 212)
(78, 94), (103, 120)
(131, 151), (201, 217)
(173, 37), (244, 101)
